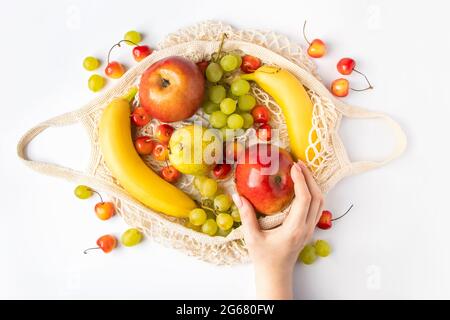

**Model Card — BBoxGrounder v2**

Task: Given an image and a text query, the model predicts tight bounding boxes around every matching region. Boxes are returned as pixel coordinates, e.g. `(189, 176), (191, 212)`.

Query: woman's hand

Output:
(232, 161), (324, 299)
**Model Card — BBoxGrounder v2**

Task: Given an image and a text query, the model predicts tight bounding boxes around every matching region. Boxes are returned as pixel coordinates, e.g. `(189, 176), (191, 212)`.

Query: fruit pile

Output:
(77, 25), (368, 264)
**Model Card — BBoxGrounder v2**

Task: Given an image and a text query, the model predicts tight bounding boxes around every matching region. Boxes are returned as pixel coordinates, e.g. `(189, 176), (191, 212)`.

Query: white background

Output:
(1, 0), (449, 299)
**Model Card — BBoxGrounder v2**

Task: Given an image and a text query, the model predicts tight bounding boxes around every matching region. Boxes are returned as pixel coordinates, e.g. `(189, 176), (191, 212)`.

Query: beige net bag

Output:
(17, 21), (407, 265)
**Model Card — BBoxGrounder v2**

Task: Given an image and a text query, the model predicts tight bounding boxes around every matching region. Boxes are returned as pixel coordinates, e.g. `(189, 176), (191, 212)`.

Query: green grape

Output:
(227, 89), (239, 100)
(202, 219), (218, 236)
(314, 240), (331, 257)
(124, 30), (141, 45)
(194, 176), (207, 190)
(238, 94), (256, 111)
(299, 244), (317, 265)
(217, 227), (232, 237)
(232, 54), (242, 68)
(200, 178), (218, 198)
(220, 98), (237, 115)
(220, 54), (238, 72)
(208, 85), (226, 104)
(227, 114), (244, 129)
(74, 185), (93, 199)
(205, 62), (223, 83)
(231, 204), (241, 222)
(202, 100), (220, 114)
(209, 111), (228, 129)
(88, 74), (105, 92)
(241, 112), (254, 129)
(185, 221), (201, 232)
(189, 208), (207, 226)
(230, 79), (250, 96)
(121, 228), (143, 247)
(214, 194), (232, 212)
(216, 213), (234, 231)
(83, 56), (100, 71)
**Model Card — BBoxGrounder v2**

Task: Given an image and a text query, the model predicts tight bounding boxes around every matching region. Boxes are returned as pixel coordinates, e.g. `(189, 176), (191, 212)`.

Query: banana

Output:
(99, 98), (197, 218)
(241, 66), (316, 162)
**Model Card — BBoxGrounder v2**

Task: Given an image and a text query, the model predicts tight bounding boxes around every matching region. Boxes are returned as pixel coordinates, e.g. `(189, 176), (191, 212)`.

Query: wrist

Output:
(254, 263), (294, 300)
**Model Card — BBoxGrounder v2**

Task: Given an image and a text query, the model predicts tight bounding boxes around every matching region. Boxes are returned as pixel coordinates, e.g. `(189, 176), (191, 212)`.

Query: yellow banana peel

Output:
(99, 98), (197, 218)
(241, 66), (316, 163)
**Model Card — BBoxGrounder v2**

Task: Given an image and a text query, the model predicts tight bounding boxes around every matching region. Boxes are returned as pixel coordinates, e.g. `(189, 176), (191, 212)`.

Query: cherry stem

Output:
(107, 39), (139, 64)
(331, 204), (354, 222)
(302, 20), (311, 46)
(213, 33), (228, 63)
(90, 189), (104, 203)
(351, 69), (374, 91)
(83, 247), (101, 254)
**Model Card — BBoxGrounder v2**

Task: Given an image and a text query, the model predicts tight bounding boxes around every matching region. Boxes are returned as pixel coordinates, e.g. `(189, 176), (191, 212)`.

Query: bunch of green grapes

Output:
(201, 54), (257, 140)
(188, 176), (242, 237)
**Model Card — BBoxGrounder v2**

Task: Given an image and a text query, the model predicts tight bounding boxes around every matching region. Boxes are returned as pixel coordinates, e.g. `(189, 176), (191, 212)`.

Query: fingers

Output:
(232, 193), (261, 244)
(298, 162), (324, 242)
(283, 163), (311, 228)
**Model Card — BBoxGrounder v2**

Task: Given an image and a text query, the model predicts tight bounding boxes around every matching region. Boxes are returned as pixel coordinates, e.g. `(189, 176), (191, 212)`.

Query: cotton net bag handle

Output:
(335, 102), (407, 175)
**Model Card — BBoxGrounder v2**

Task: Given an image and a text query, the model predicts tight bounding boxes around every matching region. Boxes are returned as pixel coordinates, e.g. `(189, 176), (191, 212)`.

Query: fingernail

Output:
(294, 161), (303, 172)
(232, 193), (243, 208)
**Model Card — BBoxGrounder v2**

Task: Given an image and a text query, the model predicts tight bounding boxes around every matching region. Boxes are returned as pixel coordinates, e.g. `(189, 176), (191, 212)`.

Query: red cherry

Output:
(152, 142), (169, 161)
(155, 124), (174, 144)
(134, 136), (155, 155)
(303, 21), (326, 58)
(257, 124), (272, 141)
(337, 58), (356, 75)
(84, 235), (117, 254)
(331, 78), (350, 97)
(131, 107), (151, 127)
(132, 45), (153, 62)
(105, 61), (125, 79)
(251, 105), (270, 124)
(317, 210), (333, 230)
(94, 202), (115, 220)
(161, 165), (181, 183)
(307, 39), (326, 58)
(213, 163), (232, 180)
(317, 205), (354, 230)
(337, 58), (374, 92)
(196, 60), (209, 74)
(241, 55), (261, 73)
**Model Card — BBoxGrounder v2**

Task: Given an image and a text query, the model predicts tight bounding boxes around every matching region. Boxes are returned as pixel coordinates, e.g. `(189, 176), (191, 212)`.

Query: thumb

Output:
(232, 193), (261, 242)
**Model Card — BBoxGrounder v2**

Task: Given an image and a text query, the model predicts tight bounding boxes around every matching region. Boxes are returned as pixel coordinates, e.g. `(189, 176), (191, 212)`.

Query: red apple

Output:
(235, 144), (294, 215)
(139, 56), (205, 122)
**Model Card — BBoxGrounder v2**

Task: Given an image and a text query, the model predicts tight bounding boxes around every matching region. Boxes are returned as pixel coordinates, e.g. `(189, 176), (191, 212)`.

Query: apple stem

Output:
(351, 69), (374, 92)
(302, 20), (312, 46)
(83, 247), (101, 254)
(107, 39), (139, 64)
(213, 33), (228, 63)
(331, 204), (354, 222)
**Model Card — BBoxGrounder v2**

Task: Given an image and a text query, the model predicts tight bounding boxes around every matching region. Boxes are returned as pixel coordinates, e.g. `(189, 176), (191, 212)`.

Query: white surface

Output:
(1, 0), (449, 299)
